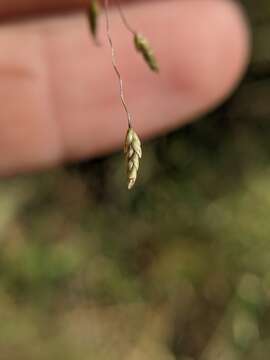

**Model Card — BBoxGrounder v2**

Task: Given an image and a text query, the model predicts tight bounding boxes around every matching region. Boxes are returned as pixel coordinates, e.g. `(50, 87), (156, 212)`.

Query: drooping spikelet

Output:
(134, 33), (159, 72)
(87, 0), (101, 41)
(124, 128), (142, 190)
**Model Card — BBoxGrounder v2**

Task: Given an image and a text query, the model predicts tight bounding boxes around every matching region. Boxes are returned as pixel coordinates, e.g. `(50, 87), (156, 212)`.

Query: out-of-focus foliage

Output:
(0, 2), (270, 360)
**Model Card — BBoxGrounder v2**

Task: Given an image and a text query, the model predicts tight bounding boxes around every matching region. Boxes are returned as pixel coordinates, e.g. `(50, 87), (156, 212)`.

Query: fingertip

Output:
(204, 0), (250, 105)
(122, 0), (251, 138)
(170, 0), (251, 112)
(0, 1), (251, 176)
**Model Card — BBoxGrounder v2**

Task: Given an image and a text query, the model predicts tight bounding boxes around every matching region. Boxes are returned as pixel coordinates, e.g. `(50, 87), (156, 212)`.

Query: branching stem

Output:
(104, 0), (132, 128)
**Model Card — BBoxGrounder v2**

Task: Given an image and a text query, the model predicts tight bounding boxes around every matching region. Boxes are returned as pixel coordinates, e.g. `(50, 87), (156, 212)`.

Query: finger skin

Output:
(0, 0), (250, 175)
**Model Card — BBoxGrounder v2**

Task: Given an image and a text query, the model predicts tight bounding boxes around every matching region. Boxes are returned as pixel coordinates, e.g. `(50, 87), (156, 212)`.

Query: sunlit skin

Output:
(0, 0), (250, 176)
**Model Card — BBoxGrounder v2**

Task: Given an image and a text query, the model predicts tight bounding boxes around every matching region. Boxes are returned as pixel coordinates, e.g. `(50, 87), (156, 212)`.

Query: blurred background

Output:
(0, 1), (270, 359)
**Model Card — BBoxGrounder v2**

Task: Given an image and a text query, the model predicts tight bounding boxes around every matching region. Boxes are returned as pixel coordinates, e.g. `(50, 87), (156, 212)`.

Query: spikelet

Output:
(87, 0), (101, 41)
(134, 33), (159, 72)
(124, 128), (142, 190)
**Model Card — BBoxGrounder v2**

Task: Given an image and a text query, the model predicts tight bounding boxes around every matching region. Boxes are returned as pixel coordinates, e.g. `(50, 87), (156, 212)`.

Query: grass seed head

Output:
(87, 0), (101, 40)
(134, 33), (159, 72)
(124, 128), (142, 190)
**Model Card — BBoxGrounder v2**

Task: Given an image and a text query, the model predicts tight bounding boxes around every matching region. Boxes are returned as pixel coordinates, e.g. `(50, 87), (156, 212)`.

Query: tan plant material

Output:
(87, 0), (101, 41)
(91, 0), (156, 189)
(124, 128), (142, 190)
(134, 33), (159, 72)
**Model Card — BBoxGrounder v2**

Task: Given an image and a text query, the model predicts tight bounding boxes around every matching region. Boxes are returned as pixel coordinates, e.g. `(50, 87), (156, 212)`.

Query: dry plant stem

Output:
(104, 0), (132, 128)
(114, 0), (136, 35)
(104, 0), (142, 189)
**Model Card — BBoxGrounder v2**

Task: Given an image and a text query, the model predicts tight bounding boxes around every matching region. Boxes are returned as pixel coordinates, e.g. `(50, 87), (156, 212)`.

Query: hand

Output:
(0, 0), (250, 175)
